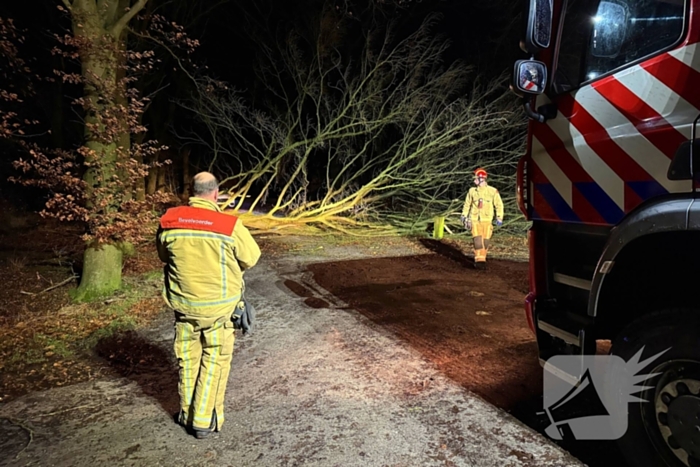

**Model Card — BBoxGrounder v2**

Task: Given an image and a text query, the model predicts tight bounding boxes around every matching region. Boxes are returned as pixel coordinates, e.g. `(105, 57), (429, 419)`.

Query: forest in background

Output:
(0, 0), (531, 298)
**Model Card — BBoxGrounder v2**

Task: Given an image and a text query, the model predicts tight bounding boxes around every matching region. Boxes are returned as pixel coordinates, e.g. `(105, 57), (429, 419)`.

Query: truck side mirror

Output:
(525, 0), (553, 53)
(511, 60), (552, 123)
(512, 60), (547, 97)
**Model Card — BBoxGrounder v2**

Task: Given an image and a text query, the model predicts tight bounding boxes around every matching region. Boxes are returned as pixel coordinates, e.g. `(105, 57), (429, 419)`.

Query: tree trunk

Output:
(146, 155), (158, 194)
(116, 29), (132, 202)
(133, 126), (147, 201)
(181, 147), (191, 201)
(134, 169), (146, 200)
(157, 164), (166, 192)
(63, 0), (150, 302)
(51, 55), (66, 149)
(72, 4), (123, 300)
(73, 243), (123, 302)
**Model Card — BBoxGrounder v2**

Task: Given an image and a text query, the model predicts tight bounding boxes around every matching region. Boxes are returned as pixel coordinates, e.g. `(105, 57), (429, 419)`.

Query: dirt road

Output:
(305, 237), (630, 467)
(0, 235), (584, 466)
(307, 239), (537, 411)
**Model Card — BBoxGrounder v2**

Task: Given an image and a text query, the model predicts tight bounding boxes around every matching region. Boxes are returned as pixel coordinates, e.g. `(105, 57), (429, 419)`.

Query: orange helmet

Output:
(474, 168), (488, 179)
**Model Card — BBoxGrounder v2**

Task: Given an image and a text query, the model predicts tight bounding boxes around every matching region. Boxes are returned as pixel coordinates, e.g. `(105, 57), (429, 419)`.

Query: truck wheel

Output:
(610, 309), (700, 467)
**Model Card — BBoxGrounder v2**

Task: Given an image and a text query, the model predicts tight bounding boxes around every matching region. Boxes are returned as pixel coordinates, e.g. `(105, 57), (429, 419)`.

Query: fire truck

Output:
(511, 0), (700, 465)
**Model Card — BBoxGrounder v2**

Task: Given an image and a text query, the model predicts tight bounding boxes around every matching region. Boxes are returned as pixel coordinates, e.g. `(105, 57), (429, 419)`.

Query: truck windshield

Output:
(553, 0), (687, 93)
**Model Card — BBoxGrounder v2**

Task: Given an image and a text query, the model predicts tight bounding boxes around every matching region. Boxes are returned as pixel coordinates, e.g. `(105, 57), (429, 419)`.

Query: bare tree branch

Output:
(182, 4), (527, 235)
(111, 0), (149, 37)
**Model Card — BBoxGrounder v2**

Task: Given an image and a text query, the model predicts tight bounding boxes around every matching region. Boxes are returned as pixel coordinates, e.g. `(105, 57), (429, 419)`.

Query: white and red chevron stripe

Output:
(528, 34), (700, 226)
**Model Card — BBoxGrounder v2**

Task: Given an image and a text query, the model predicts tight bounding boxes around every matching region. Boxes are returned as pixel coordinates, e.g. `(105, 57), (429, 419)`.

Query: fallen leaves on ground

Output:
(0, 221), (167, 403)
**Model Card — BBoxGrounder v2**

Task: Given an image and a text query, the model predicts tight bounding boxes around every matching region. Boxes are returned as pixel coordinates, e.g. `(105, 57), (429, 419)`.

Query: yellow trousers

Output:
(471, 221), (493, 262)
(174, 311), (235, 431)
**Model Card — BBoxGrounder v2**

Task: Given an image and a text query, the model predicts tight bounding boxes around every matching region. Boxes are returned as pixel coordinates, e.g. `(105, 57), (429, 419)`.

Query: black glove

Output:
(232, 297), (256, 335)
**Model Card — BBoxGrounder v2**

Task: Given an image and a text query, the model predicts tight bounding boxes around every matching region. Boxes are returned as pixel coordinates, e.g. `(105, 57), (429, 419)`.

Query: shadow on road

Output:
(307, 253), (538, 410)
(95, 331), (179, 415)
(418, 238), (474, 268)
(307, 251), (631, 467)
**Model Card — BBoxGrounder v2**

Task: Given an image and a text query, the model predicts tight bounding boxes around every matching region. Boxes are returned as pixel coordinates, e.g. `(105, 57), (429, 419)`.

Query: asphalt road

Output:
(0, 240), (584, 467)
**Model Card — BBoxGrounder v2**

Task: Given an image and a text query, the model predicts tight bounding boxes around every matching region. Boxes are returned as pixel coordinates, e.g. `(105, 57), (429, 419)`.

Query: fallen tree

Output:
(181, 7), (527, 235)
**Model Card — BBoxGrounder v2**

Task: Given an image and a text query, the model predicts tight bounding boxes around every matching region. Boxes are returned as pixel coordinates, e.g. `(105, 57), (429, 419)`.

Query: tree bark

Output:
(156, 163), (166, 192)
(75, 45), (123, 299)
(146, 154), (158, 194)
(133, 115), (147, 201)
(68, 0), (149, 301)
(116, 27), (132, 202)
(180, 147), (191, 201)
(72, 243), (123, 302)
(51, 55), (66, 149)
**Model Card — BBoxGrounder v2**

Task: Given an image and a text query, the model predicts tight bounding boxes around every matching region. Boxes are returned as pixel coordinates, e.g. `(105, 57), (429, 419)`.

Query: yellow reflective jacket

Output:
(156, 197), (261, 318)
(462, 185), (504, 222)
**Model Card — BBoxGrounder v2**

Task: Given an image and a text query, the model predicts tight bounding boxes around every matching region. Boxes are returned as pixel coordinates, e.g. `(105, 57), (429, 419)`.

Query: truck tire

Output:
(609, 309), (700, 467)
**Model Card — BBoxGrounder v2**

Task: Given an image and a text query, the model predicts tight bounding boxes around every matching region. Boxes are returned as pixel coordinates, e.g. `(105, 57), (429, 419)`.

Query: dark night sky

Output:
(196, 0), (529, 85)
(0, 0), (528, 96)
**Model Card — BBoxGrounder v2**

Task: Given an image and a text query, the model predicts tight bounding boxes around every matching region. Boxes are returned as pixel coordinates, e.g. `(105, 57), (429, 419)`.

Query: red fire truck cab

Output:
(512, 0), (700, 465)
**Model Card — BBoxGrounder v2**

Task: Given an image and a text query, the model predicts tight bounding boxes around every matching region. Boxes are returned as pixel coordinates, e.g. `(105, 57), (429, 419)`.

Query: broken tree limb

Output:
(20, 275), (78, 296)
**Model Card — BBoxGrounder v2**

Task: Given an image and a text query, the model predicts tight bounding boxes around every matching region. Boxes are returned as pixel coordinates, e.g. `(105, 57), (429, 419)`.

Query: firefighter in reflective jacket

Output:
(157, 172), (261, 439)
(461, 168), (504, 269)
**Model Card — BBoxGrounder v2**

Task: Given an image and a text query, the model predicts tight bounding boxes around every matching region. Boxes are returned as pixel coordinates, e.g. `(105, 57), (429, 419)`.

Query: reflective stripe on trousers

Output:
(174, 311), (235, 431)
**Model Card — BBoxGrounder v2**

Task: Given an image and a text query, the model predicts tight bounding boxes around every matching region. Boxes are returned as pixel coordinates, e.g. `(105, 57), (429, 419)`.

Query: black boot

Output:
(194, 429), (212, 439)
(193, 411), (217, 439)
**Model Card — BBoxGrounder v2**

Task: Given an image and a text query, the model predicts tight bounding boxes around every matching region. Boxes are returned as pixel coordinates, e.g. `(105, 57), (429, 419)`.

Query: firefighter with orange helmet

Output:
(460, 168), (504, 269)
